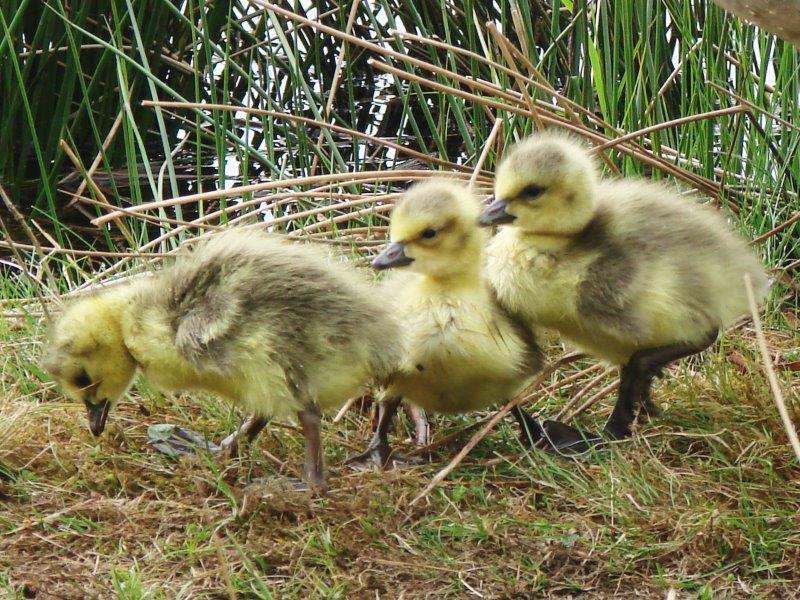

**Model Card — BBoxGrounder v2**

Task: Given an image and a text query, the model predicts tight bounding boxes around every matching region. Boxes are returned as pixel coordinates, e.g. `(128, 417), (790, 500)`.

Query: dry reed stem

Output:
(63, 189), (223, 232)
(257, 0), (723, 196)
(228, 193), (403, 230)
(706, 80), (800, 133)
(292, 205), (393, 235)
(508, 4), (531, 59)
(368, 58), (541, 120)
(18, 220), (95, 289)
(71, 108), (126, 204)
(0, 241), (170, 259)
(0, 184), (60, 320)
(486, 24), (622, 176)
(750, 211), (800, 245)
(310, 0), (361, 175)
(58, 139), (135, 244)
(94, 170), (478, 226)
(591, 106), (749, 153)
(158, 190), (398, 244)
(368, 58), (719, 195)
(566, 381), (619, 422)
(254, 1), (524, 105)
(205, 190), (400, 228)
(554, 367), (615, 420)
(393, 23), (605, 139)
(88, 188), (402, 284)
(391, 28), (585, 121)
(332, 397), (361, 424)
(486, 23), (544, 131)
(537, 361), (598, 395)
(392, 19), (714, 186)
(744, 274), (800, 463)
(469, 118), (503, 188)
(145, 100), (471, 173)
(646, 39), (704, 116)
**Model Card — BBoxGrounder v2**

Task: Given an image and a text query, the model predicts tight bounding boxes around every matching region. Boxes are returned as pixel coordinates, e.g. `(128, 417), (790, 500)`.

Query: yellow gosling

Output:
(350, 179), (544, 468)
(41, 229), (402, 493)
(480, 132), (768, 447)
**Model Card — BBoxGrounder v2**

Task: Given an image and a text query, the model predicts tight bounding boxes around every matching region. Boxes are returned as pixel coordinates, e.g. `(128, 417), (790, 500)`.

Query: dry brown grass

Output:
(1, 319), (798, 599)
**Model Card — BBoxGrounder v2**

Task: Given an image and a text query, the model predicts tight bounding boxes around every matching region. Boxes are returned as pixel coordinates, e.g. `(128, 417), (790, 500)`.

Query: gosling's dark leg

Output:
(218, 415), (269, 458)
(242, 415), (269, 441)
(298, 402), (327, 495)
(605, 329), (719, 438)
(521, 346), (640, 450)
(637, 383), (660, 422)
(633, 328), (719, 416)
(407, 404), (429, 446)
(345, 396), (402, 469)
(603, 361), (642, 439)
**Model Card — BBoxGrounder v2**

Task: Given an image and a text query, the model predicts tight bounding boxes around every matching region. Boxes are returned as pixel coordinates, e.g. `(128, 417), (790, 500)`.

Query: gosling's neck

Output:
(512, 210), (598, 254)
(419, 248), (483, 292)
(516, 229), (577, 253)
(113, 276), (159, 368)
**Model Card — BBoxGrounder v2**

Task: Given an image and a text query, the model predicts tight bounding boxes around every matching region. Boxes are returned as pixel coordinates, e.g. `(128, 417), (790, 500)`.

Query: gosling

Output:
(349, 179), (544, 468)
(41, 229), (402, 493)
(480, 133), (768, 450)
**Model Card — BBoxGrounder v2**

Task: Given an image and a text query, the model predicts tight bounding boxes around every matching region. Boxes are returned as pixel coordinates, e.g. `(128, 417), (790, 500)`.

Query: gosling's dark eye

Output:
(522, 184), (546, 198)
(421, 228), (437, 239)
(74, 370), (91, 389)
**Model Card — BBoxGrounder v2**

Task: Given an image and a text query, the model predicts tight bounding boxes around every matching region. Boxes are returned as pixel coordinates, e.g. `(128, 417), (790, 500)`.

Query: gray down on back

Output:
(571, 181), (766, 334)
(141, 230), (399, 380)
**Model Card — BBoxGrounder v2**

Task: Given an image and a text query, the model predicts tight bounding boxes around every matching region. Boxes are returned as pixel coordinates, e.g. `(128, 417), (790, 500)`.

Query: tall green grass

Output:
(0, 0), (797, 299)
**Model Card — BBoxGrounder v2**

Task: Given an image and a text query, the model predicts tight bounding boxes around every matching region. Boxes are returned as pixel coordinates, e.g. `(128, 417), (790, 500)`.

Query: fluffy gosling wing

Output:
(490, 291), (545, 377)
(571, 209), (643, 339)
(167, 258), (245, 369)
(166, 231), (402, 388)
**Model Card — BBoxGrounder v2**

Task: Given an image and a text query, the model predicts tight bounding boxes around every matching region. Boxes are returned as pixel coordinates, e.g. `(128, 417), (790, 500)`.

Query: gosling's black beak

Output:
(479, 197), (516, 226)
(84, 399), (111, 436)
(372, 242), (414, 270)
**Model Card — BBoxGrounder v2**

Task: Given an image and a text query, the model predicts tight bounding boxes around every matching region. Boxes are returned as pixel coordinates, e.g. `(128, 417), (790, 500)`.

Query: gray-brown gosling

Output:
(349, 179), (544, 468)
(41, 229), (402, 493)
(479, 133), (769, 451)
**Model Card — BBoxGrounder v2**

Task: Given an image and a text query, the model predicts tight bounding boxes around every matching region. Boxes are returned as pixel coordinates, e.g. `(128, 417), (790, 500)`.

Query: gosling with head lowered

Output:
(41, 229), (402, 493)
(348, 179), (545, 468)
(480, 133), (768, 451)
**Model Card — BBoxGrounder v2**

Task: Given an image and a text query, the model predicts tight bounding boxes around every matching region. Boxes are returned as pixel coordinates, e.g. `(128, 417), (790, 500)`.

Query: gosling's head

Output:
(480, 133), (598, 236)
(41, 290), (138, 436)
(373, 179), (485, 279)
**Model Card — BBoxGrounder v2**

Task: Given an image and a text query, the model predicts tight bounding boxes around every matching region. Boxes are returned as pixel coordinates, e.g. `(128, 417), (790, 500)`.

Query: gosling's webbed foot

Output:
(298, 476), (328, 496)
(383, 452), (423, 469)
(345, 443), (421, 471)
(148, 424), (221, 457)
(540, 420), (605, 456)
(345, 442), (393, 471)
(251, 475), (324, 495)
(512, 406), (547, 447)
(512, 408), (606, 456)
